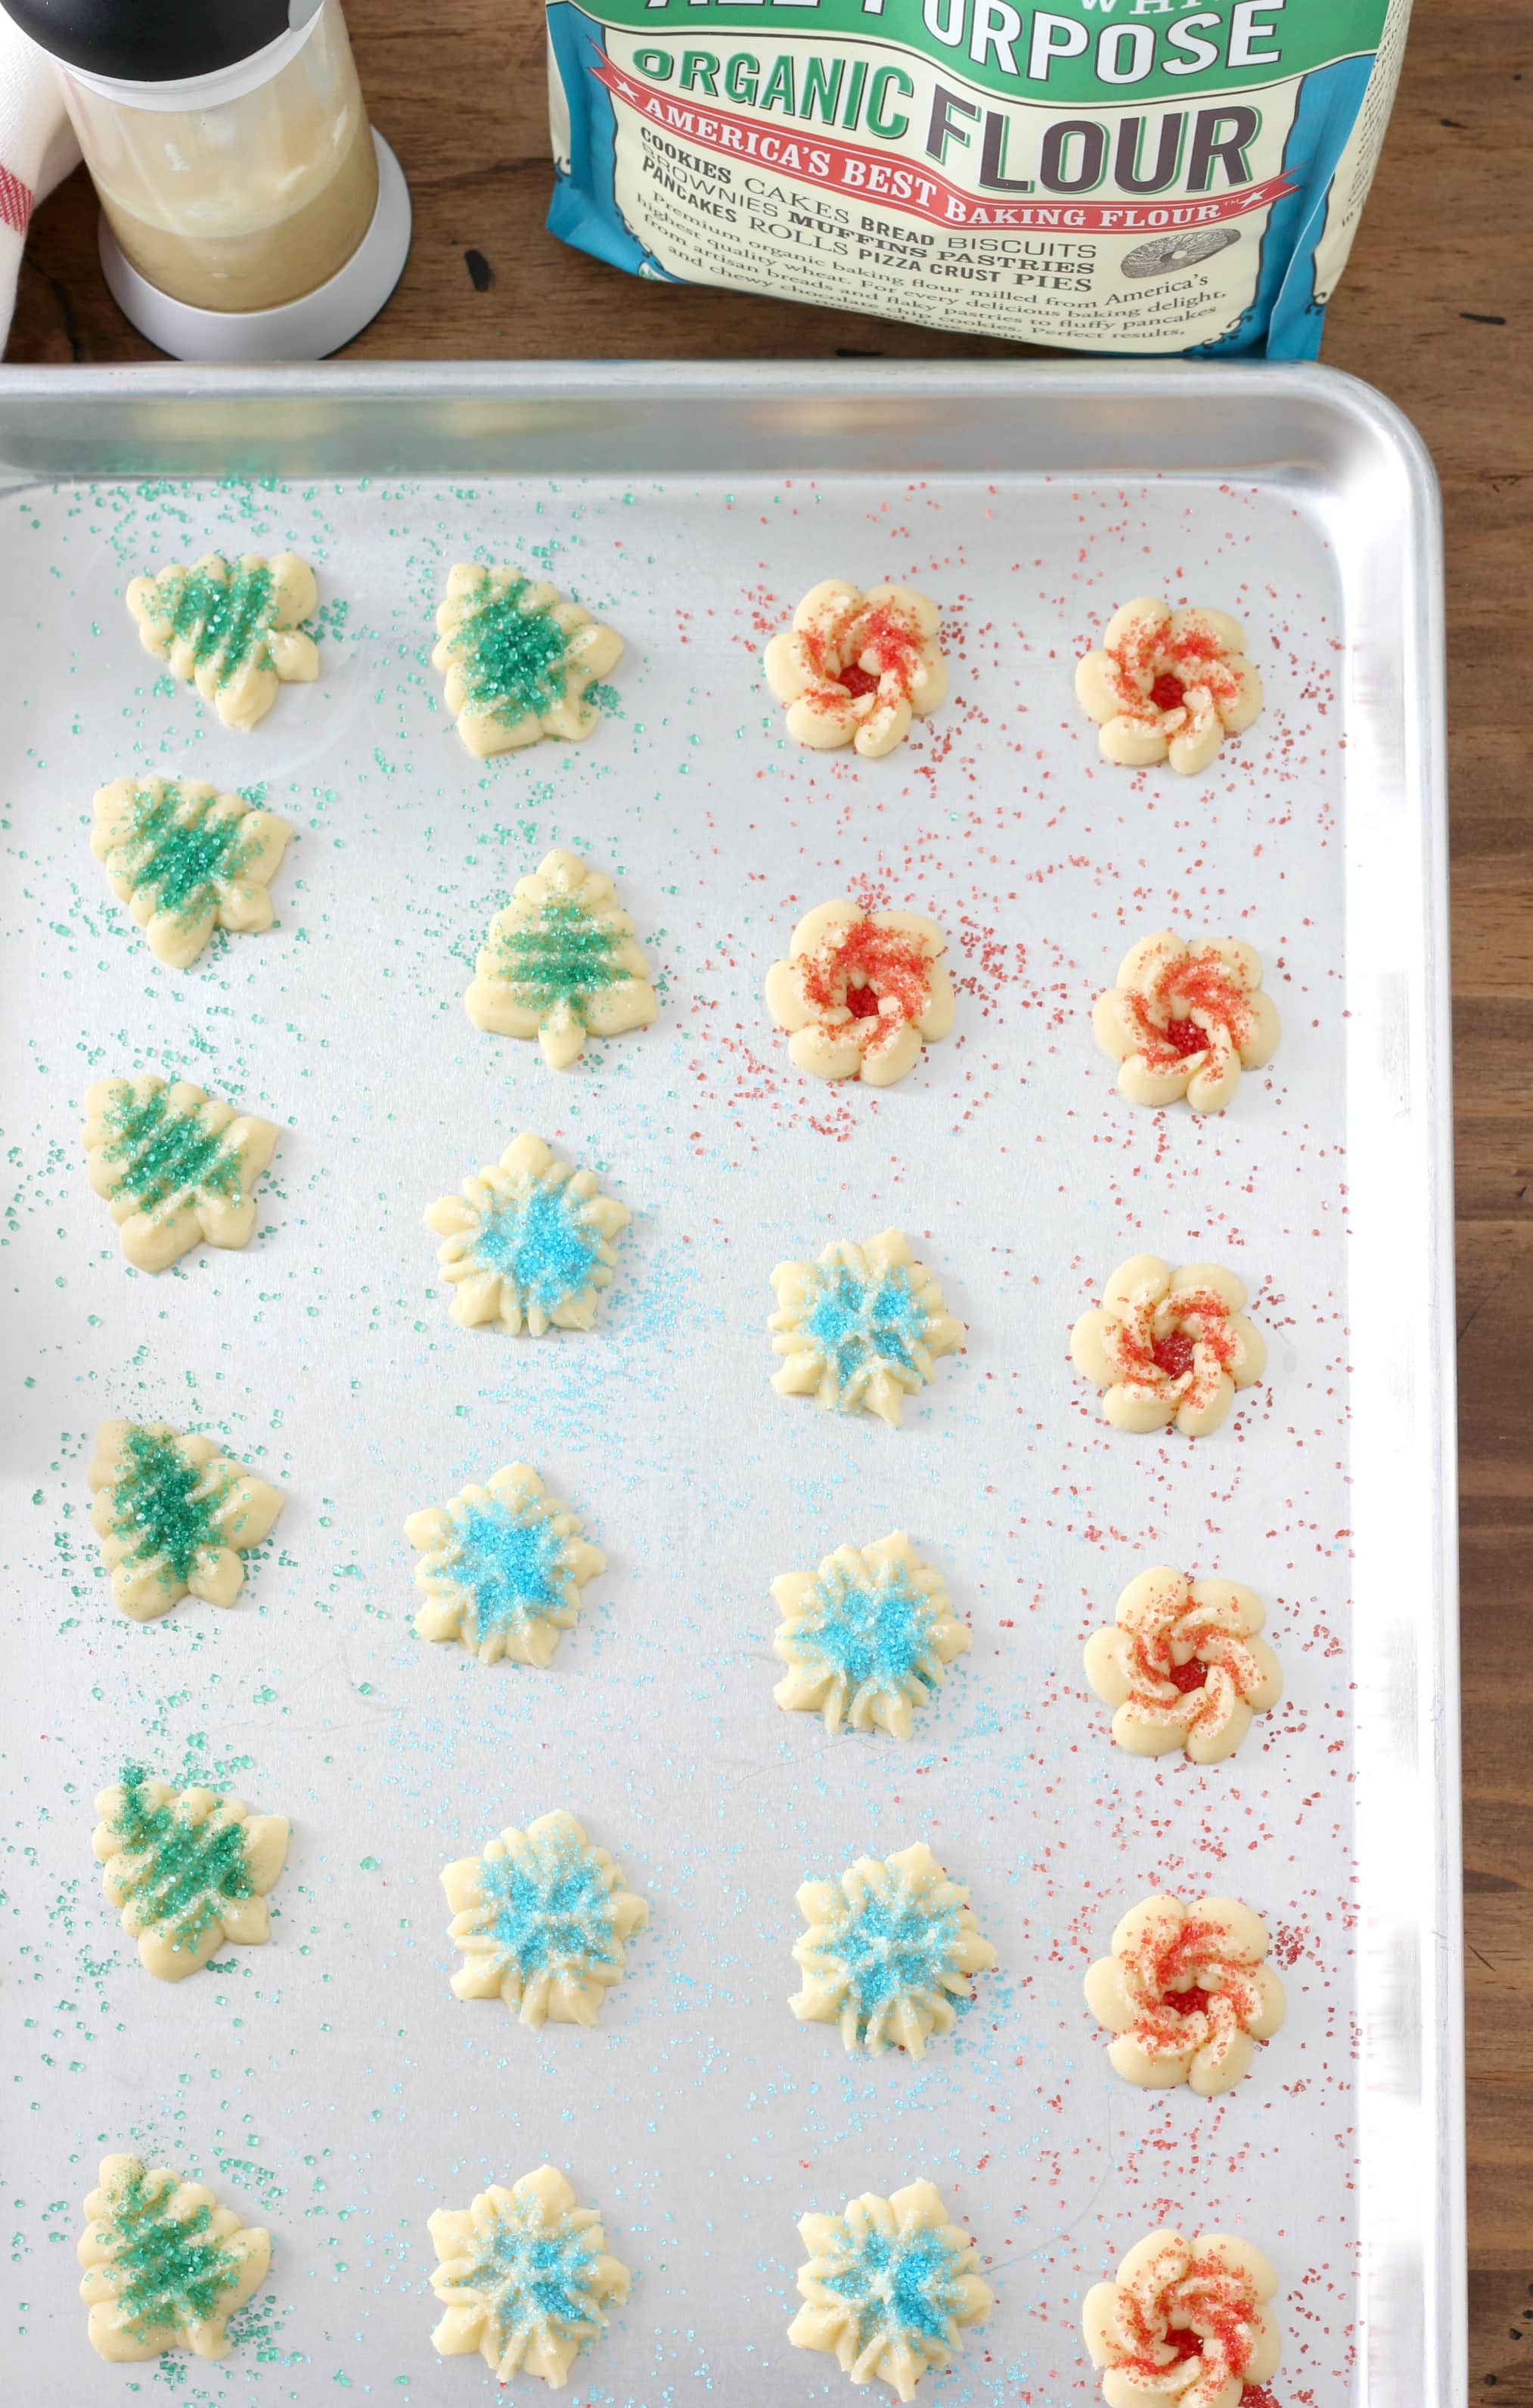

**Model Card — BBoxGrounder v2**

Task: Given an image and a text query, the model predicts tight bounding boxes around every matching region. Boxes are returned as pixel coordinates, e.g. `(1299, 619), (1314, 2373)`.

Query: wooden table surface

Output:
(8, 0), (1531, 2391)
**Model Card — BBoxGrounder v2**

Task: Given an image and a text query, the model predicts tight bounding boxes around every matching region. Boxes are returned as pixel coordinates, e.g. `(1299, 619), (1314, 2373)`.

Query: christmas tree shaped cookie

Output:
(78, 2155), (270, 2362)
(88, 1420), (284, 1621)
(94, 1767), (290, 1982)
(465, 848), (657, 1070)
(92, 777), (291, 970)
(126, 551), (318, 731)
(433, 564), (623, 756)
(82, 1075), (278, 1272)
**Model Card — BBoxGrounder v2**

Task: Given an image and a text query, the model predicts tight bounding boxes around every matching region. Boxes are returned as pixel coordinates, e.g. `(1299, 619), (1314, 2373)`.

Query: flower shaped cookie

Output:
(770, 1230), (965, 1428)
(429, 2165), (631, 2389)
(433, 563), (623, 756)
(126, 551), (318, 731)
(1070, 1256), (1266, 1438)
(425, 1131), (629, 1335)
(1085, 1894), (1286, 2096)
(791, 1840), (996, 2056)
(790, 2182), (995, 2402)
(88, 1419), (284, 1621)
(772, 1531), (970, 1739)
(1083, 2230), (1281, 2408)
(1075, 599), (1261, 775)
(79, 2155), (271, 2363)
(765, 579), (947, 759)
(92, 777), (292, 972)
(1085, 1566), (1283, 1763)
(93, 1766), (289, 1983)
(441, 1808), (647, 2027)
(83, 1075), (279, 1273)
(765, 900), (955, 1087)
(465, 846), (657, 1070)
(405, 1461), (604, 1668)
(1094, 931), (1281, 1113)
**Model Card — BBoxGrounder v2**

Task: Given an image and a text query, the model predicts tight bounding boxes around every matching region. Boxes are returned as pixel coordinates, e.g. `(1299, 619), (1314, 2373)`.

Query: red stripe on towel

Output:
(0, 164), (33, 237)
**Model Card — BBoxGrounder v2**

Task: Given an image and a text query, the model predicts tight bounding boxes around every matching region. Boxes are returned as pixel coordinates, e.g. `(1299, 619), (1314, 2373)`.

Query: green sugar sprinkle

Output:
(98, 2159), (247, 2337)
(150, 559), (278, 687)
(107, 1764), (253, 1956)
(491, 895), (628, 1016)
(101, 1084), (247, 1214)
(111, 782), (254, 925)
(448, 572), (572, 728)
(107, 1425), (237, 1588)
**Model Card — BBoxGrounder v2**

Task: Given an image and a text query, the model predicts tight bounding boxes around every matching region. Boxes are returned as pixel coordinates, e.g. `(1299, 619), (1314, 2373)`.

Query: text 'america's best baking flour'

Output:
(545, 0), (1410, 352)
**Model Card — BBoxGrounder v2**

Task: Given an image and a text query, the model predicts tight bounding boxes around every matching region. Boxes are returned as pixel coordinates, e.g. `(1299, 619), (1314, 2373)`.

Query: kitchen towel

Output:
(0, 14), (77, 352)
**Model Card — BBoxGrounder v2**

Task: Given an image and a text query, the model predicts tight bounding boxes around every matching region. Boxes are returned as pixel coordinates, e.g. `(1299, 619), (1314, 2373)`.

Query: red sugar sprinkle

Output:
(1165, 1017), (1208, 1060)
(839, 663), (880, 700)
(1152, 1332), (1196, 1382)
(1151, 671), (1187, 712)
(845, 984), (881, 1020)
(1168, 1656), (1210, 1694)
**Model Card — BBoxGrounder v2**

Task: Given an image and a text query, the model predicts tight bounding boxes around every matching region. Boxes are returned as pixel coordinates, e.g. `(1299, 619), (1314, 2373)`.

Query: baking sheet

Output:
(0, 364), (1460, 2406)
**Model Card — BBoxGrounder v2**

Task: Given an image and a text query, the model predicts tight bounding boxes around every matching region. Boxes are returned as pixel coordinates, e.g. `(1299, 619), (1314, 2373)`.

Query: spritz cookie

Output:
(93, 1766), (289, 1983)
(1075, 599), (1261, 774)
(88, 1420), (284, 1621)
(440, 1808), (647, 2026)
(770, 1230), (965, 1427)
(790, 2182), (994, 2400)
(425, 1131), (629, 1335)
(433, 563), (623, 756)
(1085, 1894), (1286, 2096)
(791, 1841), (995, 2057)
(765, 900), (954, 1087)
(1093, 931), (1280, 1113)
(465, 847), (657, 1070)
(765, 580), (947, 759)
(429, 2165), (631, 2389)
(771, 1531), (970, 1739)
(1070, 1256), (1266, 1438)
(83, 1075), (278, 1272)
(1085, 1566), (1283, 1762)
(79, 2155), (271, 2363)
(1083, 2231), (1281, 2407)
(126, 551), (318, 731)
(405, 1462), (604, 1668)
(92, 777), (292, 971)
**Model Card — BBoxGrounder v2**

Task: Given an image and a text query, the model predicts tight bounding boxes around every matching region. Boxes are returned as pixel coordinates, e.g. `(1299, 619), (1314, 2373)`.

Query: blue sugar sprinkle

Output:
(824, 2226), (960, 2351)
(797, 1564), (931, 1699)
(805, 1265), (926, 1395)
(473, 1183), (603, 1312)
(454, 2205), (601, 2349)
(482, 1838), (619, 1981)
(449, 1503), (563, 1640)
(824, 1879), (962, 2028)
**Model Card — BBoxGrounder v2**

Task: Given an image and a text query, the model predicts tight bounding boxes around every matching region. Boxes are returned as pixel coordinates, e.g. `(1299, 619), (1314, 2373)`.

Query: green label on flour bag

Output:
(545, 0), (1411, 352)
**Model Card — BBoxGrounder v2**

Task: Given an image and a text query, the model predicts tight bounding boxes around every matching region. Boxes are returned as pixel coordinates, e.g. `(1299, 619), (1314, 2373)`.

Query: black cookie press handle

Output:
(0, 0), (321, 80)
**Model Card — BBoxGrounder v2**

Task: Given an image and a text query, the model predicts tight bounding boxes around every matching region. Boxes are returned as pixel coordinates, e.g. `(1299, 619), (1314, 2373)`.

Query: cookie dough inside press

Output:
(78, 2155), (271, 2363)
(126, 551), (318, 731)
(440, 1808), (647, 2026)
(771, 1531), (969, 1739)
(429, 2165), (631, 2389)
(405, 1462), (604, 1667)
(92, 777), (292, 970)
(93, 1766), (288, 1982)
(82, 1075), (278, 1272)
(433, 564), (623, 756)
(88, 1419), (284, 1621)
(1085, 1894), (1286, 2096)
(791, 1840), (995, 2057)
(464, 847), (657, 1069)
(424, 1131), (629, 1335)
(1070, 1255), (1266, 1438)
(765, 900), (954, 1086)
(789, 2182), (994, 2401)
(1075, 599), (1261, 774)
(769, 1230), (965, 1427)
(764, 580), (946, 758)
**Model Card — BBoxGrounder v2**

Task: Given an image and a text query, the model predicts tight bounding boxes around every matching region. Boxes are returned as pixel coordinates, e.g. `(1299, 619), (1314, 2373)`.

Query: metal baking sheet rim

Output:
(0, 357), (1463, 2406)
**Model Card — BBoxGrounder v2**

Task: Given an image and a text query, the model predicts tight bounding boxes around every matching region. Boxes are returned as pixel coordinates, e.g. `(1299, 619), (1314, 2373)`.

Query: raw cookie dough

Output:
(405, 1462), (604, 1668)
(1093, 931), (1281, 1113)
(1085, 1566), (1283, 1763)
(465, 847), (657, 1070)
(769, 1230), (965, 1427)
(83, 1074), (279, 1272)
(1070, 1255), (1267, 1438)
(765, 901), (954, 1087)
(1083, 2231), (1281, 2408)
(764, 580), (947, 759)
(425, 1131), (630, 1335)
(93, 1766), (289, 1982)
(126, 551), (318, 731)
(429, 2165), (631, 2389)
(440, 1808), (647, 2026)
(789, 2182), (994, 2402)
(78, 2155), (271, 2363)
(791, 1840), (996, 2057)
(771, 1531), (970, 1739)
(1075, 599), (1262, 774)
(1085, 1894), (1286, 2096)
(433, 563), (623, 756)
(88, 1419), (284, 1621)
(92, 777), (292, 971)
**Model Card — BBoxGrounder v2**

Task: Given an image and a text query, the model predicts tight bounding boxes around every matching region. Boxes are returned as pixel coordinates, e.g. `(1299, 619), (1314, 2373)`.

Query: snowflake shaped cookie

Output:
(772, 1531), (970, 1739)
(1085, 1894), (1286, 2097)
(790, 2181), (995, 2402)
(1070, 1255), (1267, 1438)
(765, 580), (947, 758)
(769, 1230), (965, 1427)
(1075, 598), (1262, 774)
(426, 1131), (629, 1335)
(429, 2164), (631, 2389)
(405, 1462), (604, 1668)
(441, 1808), (648, 2027)
(92, 777), (292, 971)
(93, 1766), (289, 1983)
(766, 900), (954, 1087)
(1085, 1566), (1283, 1763)
(1094, 931), (1281, 1112)
(83, 1074), (278, 1274)
(433, 563), (623, 756)
(1084, 2230), (1281, 2408)
(791, 1840), (996, 2056)
(88, 1419), (284, 1621)
(79, 2155), (271, 2363)
(465, 847), (658, 1070)
(126, 551), (318, 731)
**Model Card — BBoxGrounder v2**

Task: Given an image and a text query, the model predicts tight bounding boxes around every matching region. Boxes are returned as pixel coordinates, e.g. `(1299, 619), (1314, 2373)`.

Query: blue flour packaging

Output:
(547, 0), (1410, 352)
